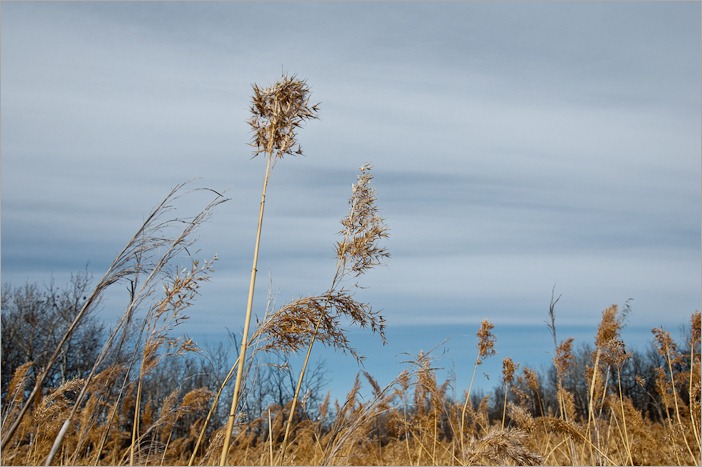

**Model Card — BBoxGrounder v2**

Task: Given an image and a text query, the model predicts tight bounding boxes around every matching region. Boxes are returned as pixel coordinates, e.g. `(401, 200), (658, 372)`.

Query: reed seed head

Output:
(652, 326), (682, 364)
(508, 402), (535, 432)
(337, 164), (390, 278)
(691, 311), (701, 348)
(475, 319), (496, 365)
(596, 304), (629, 366)
(466, 427), (544, 466)
(259, 290), (385, 363)
(502, 357), (517, 386)
(554, 337), (574, 379)
(248, 74), (319, 159)
(522, 367), (540, 394)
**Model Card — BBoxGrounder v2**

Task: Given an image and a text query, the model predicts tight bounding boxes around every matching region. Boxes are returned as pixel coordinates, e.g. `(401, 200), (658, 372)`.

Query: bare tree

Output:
(1, 272), (104, 400)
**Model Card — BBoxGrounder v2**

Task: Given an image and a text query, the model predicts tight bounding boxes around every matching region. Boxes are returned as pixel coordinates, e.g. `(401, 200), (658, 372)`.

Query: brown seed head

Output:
(652, 326), (683, 364)
(259, 290), (385, 363)
(595, 305), (619, 348)
(336, 164), (390, 279)
(554, 337), (574, 378)
(691, 311), (701, 348)
(248, 74), (319, 159)
(502, 357), (517, 386)
(476, 320), (496, 365)
(595, 304), (629, 366)
(522, 367), (540, 393)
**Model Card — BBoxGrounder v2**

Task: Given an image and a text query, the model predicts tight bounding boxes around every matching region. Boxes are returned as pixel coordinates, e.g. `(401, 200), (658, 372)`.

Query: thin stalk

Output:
(187, 354), (240, 466)
(220, 152), (273, 466)
(91, 342), (144, 465)
(460, 361), (479, 458)
(547, 289), (576, 464)
(160, 427), (174, 467)
(277, 178), (360, 463)
(268, 409), (274, 466)
(432, 405), (438, 464)
(129, 315), (156, 467)
(92, 380), (128, 465)
(279, 318), (322, 463)
(501, 385), (508, 430)
(557, 387), (576, 465)
(616, 368), (634, 466)
(664, 347), (697, 464)
(129, 374), (145, 465)
(689, 340), (701, 451)
(403, 400), (412, 466)
(583, 348), (601, 462)
(597, 365), (610, 420)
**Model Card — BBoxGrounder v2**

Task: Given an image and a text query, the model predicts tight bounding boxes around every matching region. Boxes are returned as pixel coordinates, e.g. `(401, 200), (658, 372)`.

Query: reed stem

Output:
(220, 152), (273, 466)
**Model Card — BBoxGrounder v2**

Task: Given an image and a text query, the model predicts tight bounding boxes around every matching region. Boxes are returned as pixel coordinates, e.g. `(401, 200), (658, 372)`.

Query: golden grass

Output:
(2, 305), (700, 466)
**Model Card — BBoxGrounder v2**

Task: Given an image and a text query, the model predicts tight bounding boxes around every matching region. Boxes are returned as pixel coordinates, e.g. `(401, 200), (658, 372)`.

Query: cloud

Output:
(1, 2), (699, 335)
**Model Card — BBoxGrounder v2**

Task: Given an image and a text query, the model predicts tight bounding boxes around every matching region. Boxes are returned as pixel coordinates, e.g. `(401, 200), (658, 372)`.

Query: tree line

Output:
(2, 273), (696, 430)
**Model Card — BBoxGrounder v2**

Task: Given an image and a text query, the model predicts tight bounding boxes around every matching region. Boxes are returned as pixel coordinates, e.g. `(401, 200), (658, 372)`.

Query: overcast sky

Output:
(2, 2), (700, 393)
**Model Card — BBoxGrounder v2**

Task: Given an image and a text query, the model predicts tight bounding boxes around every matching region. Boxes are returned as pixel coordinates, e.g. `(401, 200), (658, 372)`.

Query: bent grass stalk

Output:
(0, 183), (184, 452)
(43, 185), (226, 466)
(279, 318), (321, 463)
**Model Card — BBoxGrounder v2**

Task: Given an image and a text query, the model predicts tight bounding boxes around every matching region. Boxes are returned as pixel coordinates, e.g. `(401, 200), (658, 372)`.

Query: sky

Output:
(2, 2), (700, 398)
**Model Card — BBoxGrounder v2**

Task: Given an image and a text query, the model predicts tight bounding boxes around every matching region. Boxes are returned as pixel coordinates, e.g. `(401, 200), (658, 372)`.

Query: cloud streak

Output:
(2, 2), (699, 337)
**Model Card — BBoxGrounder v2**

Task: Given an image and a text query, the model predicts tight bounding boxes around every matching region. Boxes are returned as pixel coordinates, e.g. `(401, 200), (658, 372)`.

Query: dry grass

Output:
(3, 295), (700, 467)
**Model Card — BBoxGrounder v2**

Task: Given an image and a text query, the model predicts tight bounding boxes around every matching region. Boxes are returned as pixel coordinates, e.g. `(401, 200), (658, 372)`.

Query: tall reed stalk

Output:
(501, 358), (516, 430)
(278, 163), (389, 463)
(219, 75), (318, 466)
(546, 287), (577, 464)
(460, 320), (496, 458)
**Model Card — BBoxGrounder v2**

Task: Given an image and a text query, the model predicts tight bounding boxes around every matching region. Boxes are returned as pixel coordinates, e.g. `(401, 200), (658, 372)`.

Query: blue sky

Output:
(2, 2), (700, 397)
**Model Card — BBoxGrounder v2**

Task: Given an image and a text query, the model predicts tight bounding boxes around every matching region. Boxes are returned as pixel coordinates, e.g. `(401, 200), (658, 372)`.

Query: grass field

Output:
(1, 308), (699, 465)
